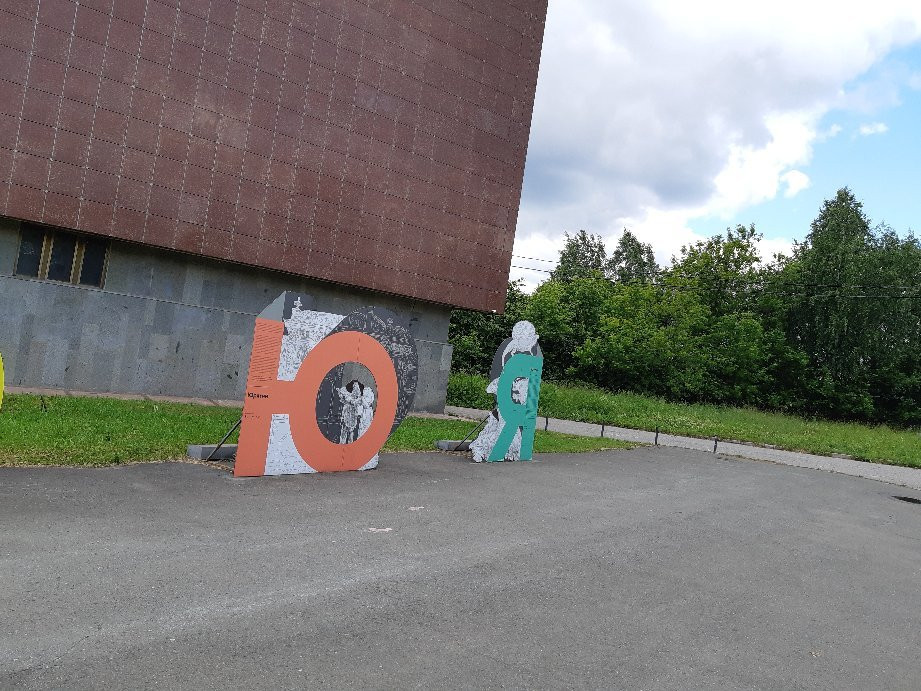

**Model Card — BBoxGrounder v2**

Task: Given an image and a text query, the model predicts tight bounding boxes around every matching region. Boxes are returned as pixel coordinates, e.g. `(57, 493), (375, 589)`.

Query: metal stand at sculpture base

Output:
(206, 418), (242, 462)
(434, 414), (490, 454)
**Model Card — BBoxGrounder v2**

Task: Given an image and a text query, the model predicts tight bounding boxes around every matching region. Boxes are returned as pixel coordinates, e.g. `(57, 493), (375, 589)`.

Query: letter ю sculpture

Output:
(234, 293), (417, 476)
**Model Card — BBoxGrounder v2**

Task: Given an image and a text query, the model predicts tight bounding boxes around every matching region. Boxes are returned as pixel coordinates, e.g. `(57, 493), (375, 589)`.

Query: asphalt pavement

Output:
(2, 448), (921, 690)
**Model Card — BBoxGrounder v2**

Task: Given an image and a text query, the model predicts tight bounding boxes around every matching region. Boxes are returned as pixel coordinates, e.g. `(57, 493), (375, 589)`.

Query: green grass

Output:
(448, 373), (921, 468)
(0, 394), (243, 466)
(0, 393), (633, 467)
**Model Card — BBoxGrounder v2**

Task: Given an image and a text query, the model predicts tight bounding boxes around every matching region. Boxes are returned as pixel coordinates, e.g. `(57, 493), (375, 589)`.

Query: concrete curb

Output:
(444, 406), (921, 491)
(435, 440), (472, 452)
(186, 444), (238, 460)
(7, 385), (241, 407)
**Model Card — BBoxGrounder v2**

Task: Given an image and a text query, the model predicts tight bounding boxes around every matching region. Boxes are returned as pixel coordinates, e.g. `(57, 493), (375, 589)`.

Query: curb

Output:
(7, 386), (241, 408)
(443, 406), (921, 490)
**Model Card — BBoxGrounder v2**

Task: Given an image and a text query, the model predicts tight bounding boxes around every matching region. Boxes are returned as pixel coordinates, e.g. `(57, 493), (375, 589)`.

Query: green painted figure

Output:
(470, 322), (544, 463)
(488, 353), (544, 461)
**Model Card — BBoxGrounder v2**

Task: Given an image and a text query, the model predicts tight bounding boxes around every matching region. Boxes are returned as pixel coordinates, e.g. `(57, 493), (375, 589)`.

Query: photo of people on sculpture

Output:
(334, 379), (376, 446)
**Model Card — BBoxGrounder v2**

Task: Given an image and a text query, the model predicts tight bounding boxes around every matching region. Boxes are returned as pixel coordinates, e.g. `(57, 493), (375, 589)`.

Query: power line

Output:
(511, 254), (557, 264)
(510, 264), (921, 291)
(510, 264), (554, 274)
(507, 266), (921, 300)
(512, 261), (921, 292)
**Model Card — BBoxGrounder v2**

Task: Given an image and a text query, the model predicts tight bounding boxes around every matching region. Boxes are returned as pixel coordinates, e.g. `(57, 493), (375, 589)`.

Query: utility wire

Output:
(512, 262), (921, 291)
(510, 263), (921, 290)
(511, 254), (557, 264)
(511, 264), (555, 274)
(507, 266), (921, 299)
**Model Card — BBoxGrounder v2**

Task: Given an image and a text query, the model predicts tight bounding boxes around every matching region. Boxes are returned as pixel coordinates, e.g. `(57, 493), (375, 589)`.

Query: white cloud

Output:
(511, 220), (796, 294)
(512, 0), (921, 285)
(858, 122), (890, 135)
(821, 124), (844, 139)
(708, 113), (817, 214)
(758, 236), (795, 262)
(781, 170), (812, 198)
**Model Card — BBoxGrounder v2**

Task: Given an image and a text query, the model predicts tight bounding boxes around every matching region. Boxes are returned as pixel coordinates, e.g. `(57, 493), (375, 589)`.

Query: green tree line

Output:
(448, 188), (921, 427)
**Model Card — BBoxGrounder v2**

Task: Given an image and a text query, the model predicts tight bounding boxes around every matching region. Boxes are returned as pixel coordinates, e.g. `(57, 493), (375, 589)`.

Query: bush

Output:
(446, 372), (493, 409)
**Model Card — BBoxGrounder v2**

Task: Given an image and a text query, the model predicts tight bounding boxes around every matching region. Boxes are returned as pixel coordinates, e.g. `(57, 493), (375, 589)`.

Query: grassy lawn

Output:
(0, 394), (243, 466)
(0, 394), (633, 467)
(449, 373), (921, 468)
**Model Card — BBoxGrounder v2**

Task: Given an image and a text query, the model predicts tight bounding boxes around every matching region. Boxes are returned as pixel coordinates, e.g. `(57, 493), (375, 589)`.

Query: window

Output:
(14, 224), (109, 288)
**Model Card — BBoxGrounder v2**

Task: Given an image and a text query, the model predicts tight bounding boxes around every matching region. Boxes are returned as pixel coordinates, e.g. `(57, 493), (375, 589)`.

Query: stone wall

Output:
(0, 217), (453, 411)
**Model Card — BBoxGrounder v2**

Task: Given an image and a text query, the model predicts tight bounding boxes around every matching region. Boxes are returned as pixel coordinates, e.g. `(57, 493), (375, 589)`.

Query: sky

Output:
(511, 0), (921, 289)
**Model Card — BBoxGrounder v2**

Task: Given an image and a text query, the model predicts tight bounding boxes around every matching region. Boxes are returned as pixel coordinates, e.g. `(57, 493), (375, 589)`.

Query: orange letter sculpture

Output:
(234, 294), (418, 476)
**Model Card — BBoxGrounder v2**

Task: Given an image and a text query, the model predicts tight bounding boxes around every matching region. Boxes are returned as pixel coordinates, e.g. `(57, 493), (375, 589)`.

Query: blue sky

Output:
(692, 42), (921, 251)
(512, 1), (921, 285)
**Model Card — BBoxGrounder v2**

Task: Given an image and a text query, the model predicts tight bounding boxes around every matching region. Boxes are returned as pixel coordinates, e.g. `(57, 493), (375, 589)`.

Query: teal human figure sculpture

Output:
(488, 353), (543, 461)
(470, 322), (543, 462)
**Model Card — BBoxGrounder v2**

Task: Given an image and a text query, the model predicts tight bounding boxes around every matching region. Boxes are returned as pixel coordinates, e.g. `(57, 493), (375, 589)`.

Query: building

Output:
(0, 0), (547, 411)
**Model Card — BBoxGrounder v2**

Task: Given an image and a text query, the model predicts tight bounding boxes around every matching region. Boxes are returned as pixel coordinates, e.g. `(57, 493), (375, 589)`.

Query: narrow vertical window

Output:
(47, 233), (77, 282)
(79, 238), (108, 286)
(14, 225), (45, 277)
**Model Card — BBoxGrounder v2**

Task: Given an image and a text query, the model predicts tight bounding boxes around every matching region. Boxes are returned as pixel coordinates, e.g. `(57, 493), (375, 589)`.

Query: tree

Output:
(608, 229), (658, 284)
(550, 230), (609, 282)
(524, 275), (617, 380)
(446, 188), (920, 427)
(572, 283), (773, 405)
(572, 284), (710, 398)
(776, 187), (921, 424)
(781, 188), (876, 419)
(860, 226), (921, 425)
(448, 281), (530, 376)
(665, 224), (763, 317)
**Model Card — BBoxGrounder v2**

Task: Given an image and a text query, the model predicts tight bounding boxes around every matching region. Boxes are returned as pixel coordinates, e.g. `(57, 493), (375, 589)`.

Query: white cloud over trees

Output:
(513, 0), (921, 283)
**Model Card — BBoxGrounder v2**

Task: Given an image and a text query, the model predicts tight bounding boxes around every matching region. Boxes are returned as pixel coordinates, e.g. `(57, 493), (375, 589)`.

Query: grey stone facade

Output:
(0, 218), (453, 412)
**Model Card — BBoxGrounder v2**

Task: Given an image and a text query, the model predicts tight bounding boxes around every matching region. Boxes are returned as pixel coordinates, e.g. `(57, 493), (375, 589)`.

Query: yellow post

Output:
(0, 353), (4, 411)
